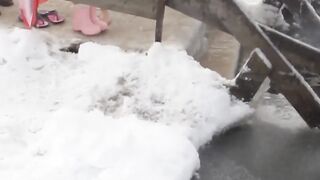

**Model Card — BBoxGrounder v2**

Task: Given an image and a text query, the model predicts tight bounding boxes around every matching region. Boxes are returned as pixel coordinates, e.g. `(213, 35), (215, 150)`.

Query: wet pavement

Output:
(199, 93), (320, 180)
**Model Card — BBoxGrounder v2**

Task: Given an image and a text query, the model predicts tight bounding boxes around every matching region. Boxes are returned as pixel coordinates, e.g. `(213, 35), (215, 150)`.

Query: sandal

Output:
(18, 15), (49, 28)
(39, 10), (65, 24)
(34, 15), (49, 28)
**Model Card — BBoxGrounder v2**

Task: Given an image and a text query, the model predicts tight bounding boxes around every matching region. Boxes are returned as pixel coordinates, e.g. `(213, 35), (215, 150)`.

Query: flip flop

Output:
(18, 15), (49, 28)
(34, 15), (50, 28)
(39, 10), (64, 24)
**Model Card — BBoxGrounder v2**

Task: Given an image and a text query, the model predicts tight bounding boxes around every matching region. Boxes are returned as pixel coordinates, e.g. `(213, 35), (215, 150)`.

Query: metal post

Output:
(155, 0), (166, 42)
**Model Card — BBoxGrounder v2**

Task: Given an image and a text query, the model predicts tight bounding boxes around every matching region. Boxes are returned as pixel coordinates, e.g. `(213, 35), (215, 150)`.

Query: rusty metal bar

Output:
(259, 24), (320, 74)
(230, 49), (272, 102)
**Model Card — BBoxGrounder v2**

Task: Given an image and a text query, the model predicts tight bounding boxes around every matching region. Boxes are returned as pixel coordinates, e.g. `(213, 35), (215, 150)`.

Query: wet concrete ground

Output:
(199, 93), (320, 180)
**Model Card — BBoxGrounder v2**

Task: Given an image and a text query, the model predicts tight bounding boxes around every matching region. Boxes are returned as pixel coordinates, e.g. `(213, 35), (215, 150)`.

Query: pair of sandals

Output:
(20, 10), (64, 28)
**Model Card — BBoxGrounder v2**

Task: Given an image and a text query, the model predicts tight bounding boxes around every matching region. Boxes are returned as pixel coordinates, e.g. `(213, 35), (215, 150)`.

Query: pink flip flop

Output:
(39, 10), (64, 24)
(18, 14), (49, 28)
(34, 15), (49, 28)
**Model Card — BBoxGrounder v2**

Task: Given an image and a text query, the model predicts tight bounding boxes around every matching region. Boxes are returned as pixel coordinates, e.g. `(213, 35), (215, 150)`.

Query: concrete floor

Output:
(200, 27), (240, 79)
(0, 0), (206, 55)
(199, 93), (320, 180)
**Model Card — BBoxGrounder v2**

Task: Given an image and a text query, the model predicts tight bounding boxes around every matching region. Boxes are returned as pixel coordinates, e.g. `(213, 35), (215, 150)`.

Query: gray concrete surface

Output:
(198, 93), (320, 180)
(200, 26), (240, 79)
(0, 0), (206, 56)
